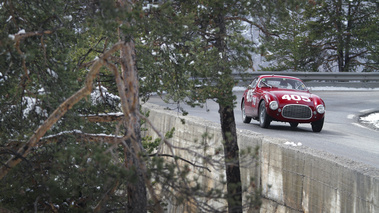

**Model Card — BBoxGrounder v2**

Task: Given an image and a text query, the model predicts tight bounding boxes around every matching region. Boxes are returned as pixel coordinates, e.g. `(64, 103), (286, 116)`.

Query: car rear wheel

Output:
(311, 117), (324, 132)
(259, 101), (271, 128)
(241, 99), (252, 123)
(290, 122), (299, 128)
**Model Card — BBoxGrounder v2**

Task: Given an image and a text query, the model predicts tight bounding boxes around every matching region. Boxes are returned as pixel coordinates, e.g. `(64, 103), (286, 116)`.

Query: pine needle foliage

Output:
(256, 0), (378, 72)
(0, 0), (261, 212)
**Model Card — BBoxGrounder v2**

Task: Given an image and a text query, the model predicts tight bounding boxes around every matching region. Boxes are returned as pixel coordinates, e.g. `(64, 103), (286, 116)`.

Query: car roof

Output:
(258, 75), (302, 81)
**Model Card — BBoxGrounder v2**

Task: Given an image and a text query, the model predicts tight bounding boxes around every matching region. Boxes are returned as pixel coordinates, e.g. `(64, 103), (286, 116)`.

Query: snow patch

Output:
(284, 142), (302, 147)
(85, 112), (124, 117)
(17, 29), (26, 34)
(47, 68), (58, 78)
(90, 85), (120, 106)
(22, 97), (48, 118)
(63, 15), (72, 21)
(0, 72), (7, 82)
(232, 86), (246, 92)
(6, 16), (12, 22)
(143, 4), (159, 11)
(360, 113), (379, 129)
(38, 88), (46, 95)
(43, 130), (123, 140)
(43, 130), (83, 139)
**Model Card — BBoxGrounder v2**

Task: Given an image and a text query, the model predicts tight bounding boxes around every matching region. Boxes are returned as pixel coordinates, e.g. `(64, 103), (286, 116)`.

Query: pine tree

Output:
(0, 0), (131, 211)
(138, 1), (259, 212)
(1, 0), (262, 212)
(304, 0), (378, 72)
(0, 0), (151, 211)
(256, 0), (378, 72)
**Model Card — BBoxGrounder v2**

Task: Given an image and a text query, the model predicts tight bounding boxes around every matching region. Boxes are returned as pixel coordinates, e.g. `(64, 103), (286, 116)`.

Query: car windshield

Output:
(259, 77), (307, 91)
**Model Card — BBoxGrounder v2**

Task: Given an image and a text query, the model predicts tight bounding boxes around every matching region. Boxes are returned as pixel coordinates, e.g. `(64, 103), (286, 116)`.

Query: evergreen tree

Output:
(138, 1), (259, 212)
(256, 0), (378, 72)
(1, 0), (261, 212)
(253, 1), (322, 71)
(0, 0), (151, 211)
(0, 0), (133, 211)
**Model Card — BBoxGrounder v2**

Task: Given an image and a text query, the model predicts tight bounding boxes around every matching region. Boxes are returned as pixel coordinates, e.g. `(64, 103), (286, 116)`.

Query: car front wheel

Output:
(311, 117), (324, 132)
(259, 101), (271, 128)
(241, 99), (252, 123)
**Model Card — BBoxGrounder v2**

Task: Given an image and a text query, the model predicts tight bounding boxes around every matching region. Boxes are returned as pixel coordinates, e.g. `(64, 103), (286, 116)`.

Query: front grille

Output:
(282, 104), (312, 120)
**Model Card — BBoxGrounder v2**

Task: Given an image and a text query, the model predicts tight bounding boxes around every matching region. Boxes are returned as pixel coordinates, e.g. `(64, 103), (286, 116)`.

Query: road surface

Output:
(145, 90), (379, 170)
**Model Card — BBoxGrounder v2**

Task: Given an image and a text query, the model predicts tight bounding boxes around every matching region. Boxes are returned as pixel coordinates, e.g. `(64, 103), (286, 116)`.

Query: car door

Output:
(250, 79), (262, 117)
(244, 78), (258, 116)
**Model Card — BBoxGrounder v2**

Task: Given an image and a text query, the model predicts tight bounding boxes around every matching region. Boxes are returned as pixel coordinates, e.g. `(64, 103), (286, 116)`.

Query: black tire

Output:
(259, 101), (271, 128)
(241, 99), (252, 123)
(290, 122), (299, 128)
(311, 117), (324, 132)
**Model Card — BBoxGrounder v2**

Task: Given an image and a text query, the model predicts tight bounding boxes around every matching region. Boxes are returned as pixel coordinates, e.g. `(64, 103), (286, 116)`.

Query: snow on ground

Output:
(284, 142), (303, 147)
(360, 113), (379, 129)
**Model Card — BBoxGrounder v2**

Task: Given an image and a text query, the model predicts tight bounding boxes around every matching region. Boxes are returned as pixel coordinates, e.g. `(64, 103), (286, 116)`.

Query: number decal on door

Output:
(246, 90), (253, 102)
(282, 94), (311, 102)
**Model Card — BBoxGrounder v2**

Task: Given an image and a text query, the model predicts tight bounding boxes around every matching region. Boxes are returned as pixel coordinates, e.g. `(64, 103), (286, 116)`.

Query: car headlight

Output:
(269, 101), (278, 110)
(316, 104), (325, 114)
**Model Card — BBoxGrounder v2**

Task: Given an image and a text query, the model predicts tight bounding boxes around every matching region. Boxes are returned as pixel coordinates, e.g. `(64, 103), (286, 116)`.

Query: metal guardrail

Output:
(233, 71), (379, 88)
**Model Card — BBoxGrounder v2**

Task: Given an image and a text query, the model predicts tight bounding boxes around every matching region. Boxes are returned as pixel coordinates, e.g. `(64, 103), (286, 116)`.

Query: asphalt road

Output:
(146, 90), (379, 170)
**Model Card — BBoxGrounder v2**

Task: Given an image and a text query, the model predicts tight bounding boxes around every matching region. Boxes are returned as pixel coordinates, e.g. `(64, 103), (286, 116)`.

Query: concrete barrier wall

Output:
(141, 103), (379, 213)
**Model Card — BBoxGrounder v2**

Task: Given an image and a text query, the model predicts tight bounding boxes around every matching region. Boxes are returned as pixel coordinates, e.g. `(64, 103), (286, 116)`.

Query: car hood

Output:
(268, 89), (314, 104)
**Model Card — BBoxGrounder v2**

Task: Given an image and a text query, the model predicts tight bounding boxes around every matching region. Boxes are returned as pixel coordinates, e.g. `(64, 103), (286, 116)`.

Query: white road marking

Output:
(347, 114), (355, 119)
(352, 122), (373, 131)
(360, 109), (375, 113)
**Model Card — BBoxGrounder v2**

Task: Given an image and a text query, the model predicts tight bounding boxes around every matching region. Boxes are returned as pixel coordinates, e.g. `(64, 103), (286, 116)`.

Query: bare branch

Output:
(93, 180), (120, 212)
(151, 153), (211, 172)
(43, 131), (123, 144)
(83, 114), (124, 122)
(137, 110), (216, 168)
(105, 60), (131, 118)
(0, 41), (125, 180)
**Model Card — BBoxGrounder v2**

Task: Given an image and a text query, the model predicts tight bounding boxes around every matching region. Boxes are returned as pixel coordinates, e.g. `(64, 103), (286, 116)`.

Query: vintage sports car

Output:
(241, 75), (325, 132)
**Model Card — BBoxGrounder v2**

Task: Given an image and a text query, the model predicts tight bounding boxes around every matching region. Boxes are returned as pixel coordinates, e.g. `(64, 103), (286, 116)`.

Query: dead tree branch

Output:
(0, 41), (125, 180)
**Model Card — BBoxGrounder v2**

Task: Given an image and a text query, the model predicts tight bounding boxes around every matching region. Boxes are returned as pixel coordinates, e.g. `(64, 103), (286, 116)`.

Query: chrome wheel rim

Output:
(260, 106), (265, 124)
(242, 104), (246, 120)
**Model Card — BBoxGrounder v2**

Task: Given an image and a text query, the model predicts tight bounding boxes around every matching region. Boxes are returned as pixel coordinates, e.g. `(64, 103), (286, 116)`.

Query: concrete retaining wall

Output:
(141, 103), (379, 213)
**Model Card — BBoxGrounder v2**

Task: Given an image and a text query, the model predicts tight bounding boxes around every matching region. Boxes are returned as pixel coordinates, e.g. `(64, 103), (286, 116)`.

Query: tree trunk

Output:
(219, 103), (243, 213)
(214, 12), (243, 213)
(115, 1), (147, 212)
(335, 0), (345, 72)
(115, 26), (148, 213)
(344, 2), (353, 72)
(120, 41), (147, 213)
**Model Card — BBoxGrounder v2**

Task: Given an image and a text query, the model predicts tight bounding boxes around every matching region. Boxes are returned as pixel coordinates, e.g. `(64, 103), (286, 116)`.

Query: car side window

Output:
(250, 78), (258, 88)
(258, 78), (267, 88)
(292, 80), (307, 91)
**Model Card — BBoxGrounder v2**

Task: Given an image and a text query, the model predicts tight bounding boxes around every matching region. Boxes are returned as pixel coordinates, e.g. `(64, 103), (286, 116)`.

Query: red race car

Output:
(241, 75), (325, 132)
